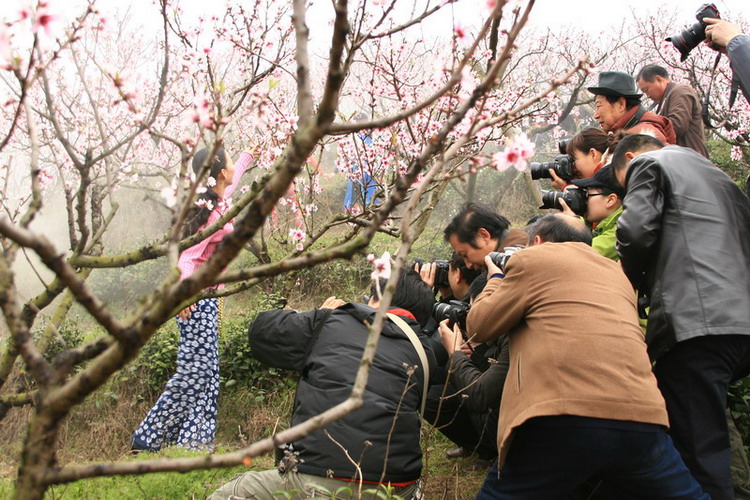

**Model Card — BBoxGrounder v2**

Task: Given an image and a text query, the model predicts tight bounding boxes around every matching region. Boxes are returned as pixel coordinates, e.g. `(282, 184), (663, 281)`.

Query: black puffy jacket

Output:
(248, 303), (436, 483)
(616, 145), (750, 360)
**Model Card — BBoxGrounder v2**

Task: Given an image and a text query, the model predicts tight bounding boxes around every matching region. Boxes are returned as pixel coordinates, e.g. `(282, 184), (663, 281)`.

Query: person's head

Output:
(468, 272), (488, 304)
(448, 252), (482, 299)
(588, 71), (643, 132)
(184, 146), (233, 237)
(192, 146), (234, 190)
(566, 128), (610, 178)
(636, 65), (671, 104)
(526, 214), (592, 247)
(444, 203), (511, 269)
(570, 164), (625, 223)
(370, 268), (435, 327)
(611, 134), (665, 188)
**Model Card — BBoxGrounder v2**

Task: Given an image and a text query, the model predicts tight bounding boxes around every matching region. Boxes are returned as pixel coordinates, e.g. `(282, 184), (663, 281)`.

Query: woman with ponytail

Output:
(132, 146), (254, 452)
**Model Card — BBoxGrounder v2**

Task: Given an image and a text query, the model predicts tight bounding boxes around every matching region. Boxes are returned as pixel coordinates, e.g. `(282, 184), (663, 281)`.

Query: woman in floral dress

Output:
(131, 146), (253, 451)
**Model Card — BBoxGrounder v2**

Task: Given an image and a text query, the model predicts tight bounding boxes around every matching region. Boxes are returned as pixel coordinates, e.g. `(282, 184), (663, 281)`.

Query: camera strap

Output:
(387, 313), (430, 416)
(702, 53), (750, 129)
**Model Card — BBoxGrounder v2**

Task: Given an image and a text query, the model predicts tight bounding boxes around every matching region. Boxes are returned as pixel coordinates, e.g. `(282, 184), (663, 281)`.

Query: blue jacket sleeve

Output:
(616, 156), (665, 287)
(728, 34), (750, 98)
(248, 309), (322, 371)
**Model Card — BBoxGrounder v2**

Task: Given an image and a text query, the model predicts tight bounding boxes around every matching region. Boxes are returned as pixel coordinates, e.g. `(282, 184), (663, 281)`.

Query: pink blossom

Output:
(195, 198), (214, 210)
(239, 185), (250, 194)
(486, 0), (498, 10)
(367, 251), (391, 281)
(731, 146), (743, 162)
(33, 4), (61, 39)
(493, 133), (534, 172)
(160, 186), (177, 207)
(453, 24), (466, 41)
(289, 228), (306, 243)
(207, 176), (216, 187)
(295, 242), (304, 252)
(0, 26), (13, 70)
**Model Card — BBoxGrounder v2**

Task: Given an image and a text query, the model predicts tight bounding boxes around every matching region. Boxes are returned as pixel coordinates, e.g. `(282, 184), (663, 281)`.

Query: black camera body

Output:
(530, 139), (575, 181)
(666, 3), (720, 61)
(433, 300), (470, 332)
(487, 246), (524, 273)
(530, 155), (576, 181)
(413, 258), (451, 291)
(539, 187), (587, 216)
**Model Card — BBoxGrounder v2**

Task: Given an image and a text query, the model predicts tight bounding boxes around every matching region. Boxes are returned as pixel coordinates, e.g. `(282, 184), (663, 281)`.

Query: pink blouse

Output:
(177, 151), (253, 282)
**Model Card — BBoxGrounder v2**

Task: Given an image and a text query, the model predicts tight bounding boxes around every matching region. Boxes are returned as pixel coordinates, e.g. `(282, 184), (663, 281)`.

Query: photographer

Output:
(466, 214), (706, 499)
(705, 19), (750, 93)
(424, 273), (509, 466)
(588, 71), (676, 144)
(636, 65), (708, 157)
(416, 252), (481, 303)
(560, 164), (625, 261)
(545, 128), (610, 190)
(444, 203), (527, 270)
(211, 268), (436, 500)
(613, 134), (750, 499)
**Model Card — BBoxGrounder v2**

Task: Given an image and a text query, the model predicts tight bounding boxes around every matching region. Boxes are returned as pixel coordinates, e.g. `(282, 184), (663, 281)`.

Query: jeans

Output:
(476, 416), (708, 500)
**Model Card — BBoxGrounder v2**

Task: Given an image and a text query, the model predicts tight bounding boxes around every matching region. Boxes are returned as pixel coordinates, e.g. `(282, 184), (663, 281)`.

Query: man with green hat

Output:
(588, 71), (676, 144)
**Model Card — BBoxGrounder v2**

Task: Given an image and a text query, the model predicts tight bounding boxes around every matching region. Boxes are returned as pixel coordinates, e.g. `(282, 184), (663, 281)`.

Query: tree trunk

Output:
(15, 409), (60, 500)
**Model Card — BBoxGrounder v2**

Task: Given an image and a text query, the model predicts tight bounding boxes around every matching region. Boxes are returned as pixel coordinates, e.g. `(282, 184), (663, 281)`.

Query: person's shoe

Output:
(446, 446), (468, 459)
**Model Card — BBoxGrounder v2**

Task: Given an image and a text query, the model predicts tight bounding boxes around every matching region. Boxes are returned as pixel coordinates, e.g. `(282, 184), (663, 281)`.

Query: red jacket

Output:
(613, 106), (677, 145)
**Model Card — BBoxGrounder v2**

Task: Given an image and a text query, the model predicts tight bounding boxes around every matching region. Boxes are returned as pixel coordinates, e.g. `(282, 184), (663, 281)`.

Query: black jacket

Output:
(447, 337), (509, 414)
(249, 303), (437, 483)
(616, 145), (750, 360)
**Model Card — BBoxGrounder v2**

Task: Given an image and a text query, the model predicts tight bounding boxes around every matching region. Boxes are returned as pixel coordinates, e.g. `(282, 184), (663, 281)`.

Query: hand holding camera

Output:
(704, 18), (743, 51)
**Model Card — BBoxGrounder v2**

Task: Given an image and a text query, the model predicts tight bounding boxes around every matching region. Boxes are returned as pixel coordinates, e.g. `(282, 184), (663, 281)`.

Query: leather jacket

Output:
(616, 145), (750, 360)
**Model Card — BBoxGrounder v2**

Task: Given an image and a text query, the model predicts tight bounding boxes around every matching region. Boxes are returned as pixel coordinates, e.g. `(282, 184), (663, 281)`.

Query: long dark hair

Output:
(183, 147), (227, 238)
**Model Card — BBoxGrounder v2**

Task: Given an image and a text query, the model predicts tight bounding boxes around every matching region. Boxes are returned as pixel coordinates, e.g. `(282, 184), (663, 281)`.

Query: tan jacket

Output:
(658, 82), (708, 158)
(466, 242), (668, 467)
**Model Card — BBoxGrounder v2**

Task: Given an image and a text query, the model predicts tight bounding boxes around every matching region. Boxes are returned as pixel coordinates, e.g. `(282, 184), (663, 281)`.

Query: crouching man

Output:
(466, 214), (706, 499)
(210, 268), (436, 500)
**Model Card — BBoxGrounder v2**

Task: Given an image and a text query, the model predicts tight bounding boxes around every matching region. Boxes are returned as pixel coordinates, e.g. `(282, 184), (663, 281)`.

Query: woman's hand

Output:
(548, 169), (568, 191)
(178, 304), (197, 321)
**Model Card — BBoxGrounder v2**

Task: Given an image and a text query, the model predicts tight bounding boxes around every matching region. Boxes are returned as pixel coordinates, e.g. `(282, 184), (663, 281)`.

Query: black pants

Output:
(423, 383), (498, 460)
(654, 334), (750, 500)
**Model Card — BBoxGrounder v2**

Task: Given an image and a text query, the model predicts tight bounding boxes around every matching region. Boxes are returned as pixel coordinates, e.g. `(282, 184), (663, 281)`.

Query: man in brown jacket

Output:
(467, 214), (706, 499)
(636, 65), (708, 157)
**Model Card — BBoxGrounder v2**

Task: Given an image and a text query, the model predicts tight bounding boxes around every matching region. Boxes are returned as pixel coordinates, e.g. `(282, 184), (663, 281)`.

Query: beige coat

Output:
(467, 242), (668, 466)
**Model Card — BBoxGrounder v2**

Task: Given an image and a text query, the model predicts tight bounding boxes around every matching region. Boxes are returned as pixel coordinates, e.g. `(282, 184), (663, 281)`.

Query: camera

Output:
(487, 246), (524, 273)
(539, 187), (587, 216)
(413, 258), (450, 291)
(530, 140), (575, 181)
(666, 3), (720, 61)
(433, 300), (470, 332)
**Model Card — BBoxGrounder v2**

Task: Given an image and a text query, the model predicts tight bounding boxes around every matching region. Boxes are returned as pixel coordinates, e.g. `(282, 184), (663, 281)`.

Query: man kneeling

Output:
(211, 268), (436, 500)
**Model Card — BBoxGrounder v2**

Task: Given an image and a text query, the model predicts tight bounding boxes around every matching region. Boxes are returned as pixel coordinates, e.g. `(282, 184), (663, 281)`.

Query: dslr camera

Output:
(666, 3), (720, 61)
(413, 258), (450, 292)
(539, 187), (587, 216)
(487, 245), (524, 274)
(530, 139), (575, 181)
(433, 300), (470, 332)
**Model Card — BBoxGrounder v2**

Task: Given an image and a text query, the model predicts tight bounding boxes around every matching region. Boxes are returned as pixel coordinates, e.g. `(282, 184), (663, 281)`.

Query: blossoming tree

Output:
(0, 0), (595, 498)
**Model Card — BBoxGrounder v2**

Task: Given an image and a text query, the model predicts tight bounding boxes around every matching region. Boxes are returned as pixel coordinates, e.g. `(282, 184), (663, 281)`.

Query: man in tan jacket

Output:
(467, 214), (706, 499)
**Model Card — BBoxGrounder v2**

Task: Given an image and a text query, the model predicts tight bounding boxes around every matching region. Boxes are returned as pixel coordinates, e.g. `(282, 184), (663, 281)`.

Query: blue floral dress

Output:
(131, 298), (220, 451)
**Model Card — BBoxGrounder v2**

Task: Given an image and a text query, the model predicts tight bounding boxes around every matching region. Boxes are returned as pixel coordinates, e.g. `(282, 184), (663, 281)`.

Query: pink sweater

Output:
(177, 151), (253, 281)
